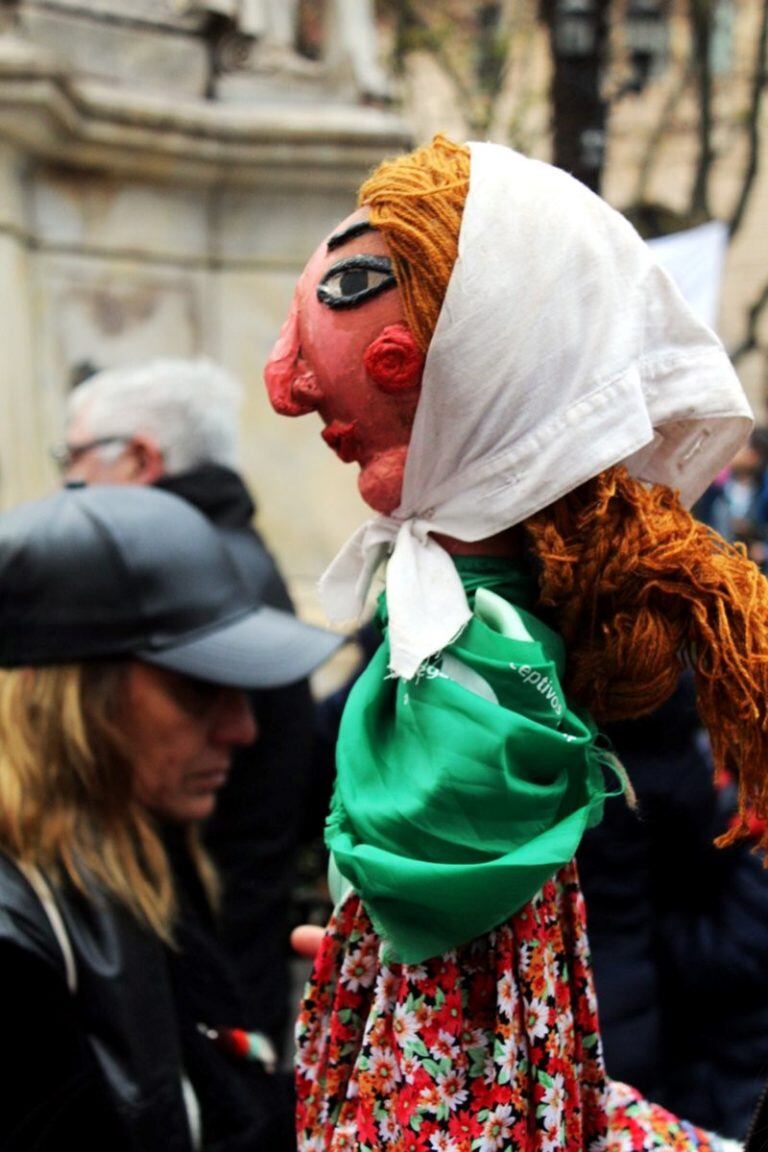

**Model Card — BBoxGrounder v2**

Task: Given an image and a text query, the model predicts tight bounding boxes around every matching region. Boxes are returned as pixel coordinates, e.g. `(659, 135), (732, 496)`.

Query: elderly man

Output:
(58, 357), (318, 1057)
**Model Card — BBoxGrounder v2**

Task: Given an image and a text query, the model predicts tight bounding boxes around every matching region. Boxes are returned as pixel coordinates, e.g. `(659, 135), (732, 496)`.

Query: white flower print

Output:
(368, 1049), (399, 1094)
(434, 1069), (469, 1113)
(430, 1029), (459, 1061)
(497, 971), (518, 1018)
(378, 1111), (400, 1143)
(404, 962), (428, 981)
(494, 1033), (519, 1081)
(428, 1132), (461, 1152)
(477, 1104), (515, 1152)
(392, 1004), (421, 1049)
(400, 1052), (420, 1084)
(373, 967), (401, 1014)
(340, 944), (377, 992)
(526, 997), (550, 1040)
(537, 1070), (566, 1131)
(295, 1040), (321, 1082)
(300, 1136), (326, 1152)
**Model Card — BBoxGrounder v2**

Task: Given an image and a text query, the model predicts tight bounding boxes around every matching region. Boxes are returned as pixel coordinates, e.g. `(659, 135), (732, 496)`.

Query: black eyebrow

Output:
(327, 220), (375, 252)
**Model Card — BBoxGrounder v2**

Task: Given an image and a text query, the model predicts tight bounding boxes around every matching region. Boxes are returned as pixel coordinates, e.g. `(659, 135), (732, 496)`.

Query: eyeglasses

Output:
(50, 436), (132, 473)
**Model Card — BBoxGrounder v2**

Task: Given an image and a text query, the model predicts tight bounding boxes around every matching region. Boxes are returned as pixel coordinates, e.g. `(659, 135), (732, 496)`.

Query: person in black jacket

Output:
(58, 358), (317, 1053)
(578, 672), (768, 1140)
(0, 484), (339, 1149)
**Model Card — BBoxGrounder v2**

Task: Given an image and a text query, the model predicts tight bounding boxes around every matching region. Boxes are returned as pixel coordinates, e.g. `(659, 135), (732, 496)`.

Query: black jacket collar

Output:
(155, 464), (256, 531)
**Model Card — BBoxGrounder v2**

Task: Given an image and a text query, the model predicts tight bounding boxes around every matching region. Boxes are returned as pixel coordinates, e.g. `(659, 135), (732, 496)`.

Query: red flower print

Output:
(294, 866), (726, 1152)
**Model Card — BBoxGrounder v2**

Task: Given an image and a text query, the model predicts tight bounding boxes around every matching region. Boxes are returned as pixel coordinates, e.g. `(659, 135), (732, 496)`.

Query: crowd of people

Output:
(3, 133), (768, 1151)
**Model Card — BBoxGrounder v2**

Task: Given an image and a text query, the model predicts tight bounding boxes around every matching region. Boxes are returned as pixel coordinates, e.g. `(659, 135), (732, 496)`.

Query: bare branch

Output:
(689, 0), (714, 219)
(634, 62), (694, 205)
(729, 280), (768, 364)
(539, 0), (612, 191)
(728, 0), (768, 237)
(384, 0), (505, 135)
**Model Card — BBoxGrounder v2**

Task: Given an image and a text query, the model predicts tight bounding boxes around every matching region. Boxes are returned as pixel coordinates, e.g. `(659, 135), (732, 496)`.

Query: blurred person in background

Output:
(56, 358), (317, 1056)
(0, 484), (340, 1150)
(696, 433), (768, 570)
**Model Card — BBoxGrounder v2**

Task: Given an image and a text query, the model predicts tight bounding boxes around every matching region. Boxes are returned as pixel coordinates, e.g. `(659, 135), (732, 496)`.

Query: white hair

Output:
(67, 358), (243, 474)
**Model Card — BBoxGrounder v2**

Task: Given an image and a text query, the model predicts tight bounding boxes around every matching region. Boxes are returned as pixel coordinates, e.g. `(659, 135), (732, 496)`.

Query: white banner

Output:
(648, 220), (729, 332)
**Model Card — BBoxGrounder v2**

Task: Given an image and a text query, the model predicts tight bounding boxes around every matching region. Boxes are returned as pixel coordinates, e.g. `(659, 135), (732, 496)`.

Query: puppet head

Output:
(264, 137), (467, 514)
(264, 206), (423, 514)
(267, 135), (749, 522)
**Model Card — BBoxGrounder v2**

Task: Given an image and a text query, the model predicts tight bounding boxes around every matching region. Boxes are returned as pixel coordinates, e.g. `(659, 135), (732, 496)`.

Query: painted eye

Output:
(317, 255), (396, 309)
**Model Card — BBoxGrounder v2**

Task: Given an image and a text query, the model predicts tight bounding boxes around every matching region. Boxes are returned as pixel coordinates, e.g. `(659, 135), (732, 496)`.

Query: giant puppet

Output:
(265, 136), (760, 1150)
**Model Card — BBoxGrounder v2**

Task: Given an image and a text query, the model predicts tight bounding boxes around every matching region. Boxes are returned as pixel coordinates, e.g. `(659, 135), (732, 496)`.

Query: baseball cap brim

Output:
(137, 604), (344, 689)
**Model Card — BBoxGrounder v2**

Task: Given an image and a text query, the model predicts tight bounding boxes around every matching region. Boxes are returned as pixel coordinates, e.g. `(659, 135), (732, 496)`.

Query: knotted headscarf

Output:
(320, 140), (752, 680)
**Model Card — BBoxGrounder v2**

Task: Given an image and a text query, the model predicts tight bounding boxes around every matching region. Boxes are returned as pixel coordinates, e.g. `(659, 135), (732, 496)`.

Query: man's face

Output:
(264, 208), (424, 515)
(124, 662), (256, 824)
(61, 401), (164, 485)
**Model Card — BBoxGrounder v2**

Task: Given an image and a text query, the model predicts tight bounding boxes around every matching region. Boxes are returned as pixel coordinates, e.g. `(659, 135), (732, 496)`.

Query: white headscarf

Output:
(320, 141), (753, 680)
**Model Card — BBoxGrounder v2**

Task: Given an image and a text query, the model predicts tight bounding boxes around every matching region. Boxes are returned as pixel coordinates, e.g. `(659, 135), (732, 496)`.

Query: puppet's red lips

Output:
(322, 420), (359, 463)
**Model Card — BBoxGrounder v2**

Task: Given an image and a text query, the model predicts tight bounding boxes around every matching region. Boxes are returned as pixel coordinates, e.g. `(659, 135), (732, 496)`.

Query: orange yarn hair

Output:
(525, 468), (768, 849)
(360, 134), (768, 850)
(359, 134), (470, 353)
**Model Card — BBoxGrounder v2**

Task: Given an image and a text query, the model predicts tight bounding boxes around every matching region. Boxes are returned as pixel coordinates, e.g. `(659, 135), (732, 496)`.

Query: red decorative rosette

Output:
(363, 324), (425, 393)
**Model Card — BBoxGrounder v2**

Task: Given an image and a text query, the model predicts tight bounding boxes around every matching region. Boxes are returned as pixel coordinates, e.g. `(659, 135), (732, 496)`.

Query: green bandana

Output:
(326, 557), (620, 964)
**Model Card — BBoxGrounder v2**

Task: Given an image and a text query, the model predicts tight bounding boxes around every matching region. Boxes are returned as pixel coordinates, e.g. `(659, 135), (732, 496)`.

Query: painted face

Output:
(124, 663), (256, 824)
(264, 208), (425, 515)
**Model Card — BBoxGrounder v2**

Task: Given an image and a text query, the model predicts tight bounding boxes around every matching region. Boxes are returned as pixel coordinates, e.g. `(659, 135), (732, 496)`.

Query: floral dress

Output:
(295, 863), (737, 1152)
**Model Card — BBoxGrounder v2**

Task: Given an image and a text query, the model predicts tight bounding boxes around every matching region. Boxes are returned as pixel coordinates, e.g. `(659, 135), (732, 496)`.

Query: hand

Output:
(291, 924), (325, 959)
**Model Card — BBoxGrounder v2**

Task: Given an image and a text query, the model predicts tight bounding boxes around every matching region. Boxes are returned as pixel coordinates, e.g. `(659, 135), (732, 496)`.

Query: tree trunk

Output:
(689, 0), (714, 219)
(540, 0), (611, 192)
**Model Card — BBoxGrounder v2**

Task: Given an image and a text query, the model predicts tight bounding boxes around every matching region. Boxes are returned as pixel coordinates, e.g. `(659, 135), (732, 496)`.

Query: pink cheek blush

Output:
(363, 324), (425, 394)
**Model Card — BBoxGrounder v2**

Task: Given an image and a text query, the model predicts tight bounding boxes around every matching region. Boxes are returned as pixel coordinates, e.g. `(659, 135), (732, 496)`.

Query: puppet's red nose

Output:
(264, 300), (323, 417)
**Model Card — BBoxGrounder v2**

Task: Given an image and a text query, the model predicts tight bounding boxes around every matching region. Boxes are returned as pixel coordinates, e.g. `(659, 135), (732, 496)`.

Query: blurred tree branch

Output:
(726, 0), (768, 366)
(689, 0), (714, 218)
(728, 0), (768, 236)
(729, 281), (768, 364)
(539, 0), (611, 191)
(382, 0), (514, 135)
(634, 61), (694, 205)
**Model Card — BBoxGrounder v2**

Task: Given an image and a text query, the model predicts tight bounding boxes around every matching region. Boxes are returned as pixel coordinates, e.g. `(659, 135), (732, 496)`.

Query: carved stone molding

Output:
(0, 34), (410, 188)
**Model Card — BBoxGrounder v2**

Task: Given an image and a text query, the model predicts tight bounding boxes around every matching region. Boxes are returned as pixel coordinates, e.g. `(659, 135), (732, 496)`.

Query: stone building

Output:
(0, 0), (408, 617)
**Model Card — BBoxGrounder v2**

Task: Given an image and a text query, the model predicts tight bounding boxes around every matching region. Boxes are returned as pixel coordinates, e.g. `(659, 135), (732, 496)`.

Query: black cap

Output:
(0, 486), (341, 688)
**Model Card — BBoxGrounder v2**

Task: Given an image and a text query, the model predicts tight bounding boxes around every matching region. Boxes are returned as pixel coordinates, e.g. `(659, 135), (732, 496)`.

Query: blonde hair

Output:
(360, 135), (768, 850)
(0, 663), (213, 942)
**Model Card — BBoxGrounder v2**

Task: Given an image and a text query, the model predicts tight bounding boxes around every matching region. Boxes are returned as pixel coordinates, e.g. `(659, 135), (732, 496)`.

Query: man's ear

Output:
(130, 435), (166, 484)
